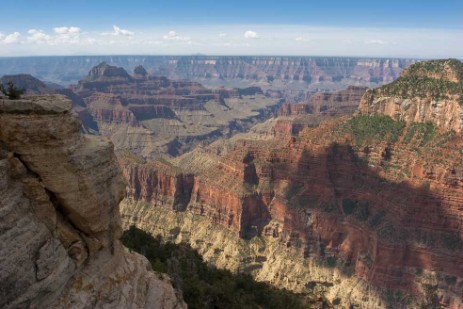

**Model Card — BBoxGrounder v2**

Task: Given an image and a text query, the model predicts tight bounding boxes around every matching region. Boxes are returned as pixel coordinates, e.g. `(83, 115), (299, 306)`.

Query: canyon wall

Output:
(119, 60), (463, 309)
(359, 59), (463, 132)
(279, 85), (367, 117)
(0, 56), (416, 86)
(73, 62), (282, 159)
(120, 116), (463, 308)
(0, 95), (184, 308)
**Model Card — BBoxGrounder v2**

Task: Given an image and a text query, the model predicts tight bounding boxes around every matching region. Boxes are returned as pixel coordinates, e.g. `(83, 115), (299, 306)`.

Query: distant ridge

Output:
(0, 55), (417, 87)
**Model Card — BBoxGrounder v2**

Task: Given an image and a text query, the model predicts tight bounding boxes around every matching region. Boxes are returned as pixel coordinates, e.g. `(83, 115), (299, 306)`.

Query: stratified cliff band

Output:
(120, 59), (463, 309)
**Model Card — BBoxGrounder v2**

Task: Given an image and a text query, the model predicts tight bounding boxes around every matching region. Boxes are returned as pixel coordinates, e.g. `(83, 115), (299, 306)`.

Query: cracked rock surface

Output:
(0, 95), (185, 309)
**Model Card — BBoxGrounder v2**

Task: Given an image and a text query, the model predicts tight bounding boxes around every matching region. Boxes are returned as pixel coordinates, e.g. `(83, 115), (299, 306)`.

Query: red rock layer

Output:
(121, 116), (463, 306)
(279, 86), (367, 117)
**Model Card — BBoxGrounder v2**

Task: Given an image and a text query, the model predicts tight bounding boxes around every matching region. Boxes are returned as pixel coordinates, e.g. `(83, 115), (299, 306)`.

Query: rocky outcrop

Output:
(359, 59), (463, 132)
(0, 95), (184, 308)
(83, 62), (133, 84)
(0, 74), (99, 133)
(279, 86), (367, 116)
(1, 74), (51, 95)
(133, 65), (149, 80)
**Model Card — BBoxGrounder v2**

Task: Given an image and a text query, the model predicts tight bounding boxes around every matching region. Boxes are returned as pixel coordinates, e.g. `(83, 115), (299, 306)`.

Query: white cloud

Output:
(365, 39), (386, 45)
(244, 30), (258, 39)
(0, 25), (461, 58)
(54, 26), (81, 34)
(27, 29), (52, 44)
(163, 30), (191, 42)
(102, 25), (134, 36)
(112, 25), (134, 36)
(25, 26), (95, 46)
(3, 32), (21, 44)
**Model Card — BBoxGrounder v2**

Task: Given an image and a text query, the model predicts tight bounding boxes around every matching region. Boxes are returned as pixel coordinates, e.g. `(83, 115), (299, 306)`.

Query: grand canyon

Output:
(1, 56), (462, 308)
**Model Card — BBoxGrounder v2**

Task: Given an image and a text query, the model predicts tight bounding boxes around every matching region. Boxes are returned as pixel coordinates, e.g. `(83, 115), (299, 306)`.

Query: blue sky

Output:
(0, 0), (462, 57)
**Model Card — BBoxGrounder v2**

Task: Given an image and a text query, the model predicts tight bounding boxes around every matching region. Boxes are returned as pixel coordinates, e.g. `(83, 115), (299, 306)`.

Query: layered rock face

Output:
(279, 86), (367, 117)
(73, 63), (281, 159)
(0, 56), (416, 86)
(121, 118), (463, 309)
(0, 95), (184, 308)
(120, 60), (463, 308)
(359, 59), (463, 132)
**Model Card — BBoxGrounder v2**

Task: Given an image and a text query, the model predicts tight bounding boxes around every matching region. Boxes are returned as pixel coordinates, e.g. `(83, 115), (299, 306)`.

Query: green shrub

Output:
(380, 76), (463, 102)
(369, 211), (386, 227)
(342, 199), (358, 215)
(325, 256), (337, 268)
(442, 233), (463, 251)
(122, 225), (310, 309)
(444, 275), (457, 285)
(403, 122), (436, 145)
(349, 115), (406, 146)
(0, 81), (25, 100)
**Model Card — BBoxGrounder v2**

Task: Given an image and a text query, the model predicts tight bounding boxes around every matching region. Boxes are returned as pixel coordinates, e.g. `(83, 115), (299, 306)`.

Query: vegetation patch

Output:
(442, 232), (463, 251)
(379, 76), (463, 102)
(324, 256), (337, 268)
(341, 198), (359, 215)
(407, 59), (463, 79)
(0, 81), (24, 100)
(284, 183), (303, 200)
(403, 122), (436, 145)
(444, 275), (457, 286)
(122, 226), (311, 309)
(348, 115), (406, 146)
(368, 210), (386, 228)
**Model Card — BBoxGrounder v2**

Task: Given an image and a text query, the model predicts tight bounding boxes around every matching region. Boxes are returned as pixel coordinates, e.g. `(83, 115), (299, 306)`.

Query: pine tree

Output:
(0, 81), (25, 100)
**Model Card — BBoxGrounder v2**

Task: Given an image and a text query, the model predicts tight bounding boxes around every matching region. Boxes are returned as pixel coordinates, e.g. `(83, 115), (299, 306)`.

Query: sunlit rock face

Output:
(0, 95), (185, 309)
(359, 59), (463, 132)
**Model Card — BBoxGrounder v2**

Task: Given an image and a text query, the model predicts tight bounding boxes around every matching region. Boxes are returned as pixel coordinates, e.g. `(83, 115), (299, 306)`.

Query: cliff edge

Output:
(0, 95), (184, 308)
(359, 59), (463, 132)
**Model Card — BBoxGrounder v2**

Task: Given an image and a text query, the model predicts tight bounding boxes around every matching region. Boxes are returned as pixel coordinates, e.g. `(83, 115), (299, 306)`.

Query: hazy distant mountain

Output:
(0, 56), (417, 89)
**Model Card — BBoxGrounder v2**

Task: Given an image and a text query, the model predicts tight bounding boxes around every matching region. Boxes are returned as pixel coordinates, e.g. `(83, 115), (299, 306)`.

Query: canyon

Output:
(119, 59), (463, 308)
(1, 58), (462, 308)
(71, 62), (282, 159)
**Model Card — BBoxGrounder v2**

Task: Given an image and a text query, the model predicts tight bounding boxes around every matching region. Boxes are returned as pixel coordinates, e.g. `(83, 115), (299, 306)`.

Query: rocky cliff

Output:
(73, 63), (282, 159)
(279, 86), (367, 117)
(0, 74), (98, 133)
(359, 59), (463, 132)
(119, 60), (463, 308)
(0, 95), (184, 308)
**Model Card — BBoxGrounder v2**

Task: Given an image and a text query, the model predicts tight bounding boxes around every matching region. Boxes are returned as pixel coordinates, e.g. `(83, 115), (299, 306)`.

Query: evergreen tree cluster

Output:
(122, 225), (317, 309)
(0, 81), (24, 100)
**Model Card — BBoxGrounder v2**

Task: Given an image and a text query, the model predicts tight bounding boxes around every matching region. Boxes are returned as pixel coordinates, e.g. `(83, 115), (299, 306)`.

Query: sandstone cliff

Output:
(359, 59), (463, 132)
(0, 95), (184, 308)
